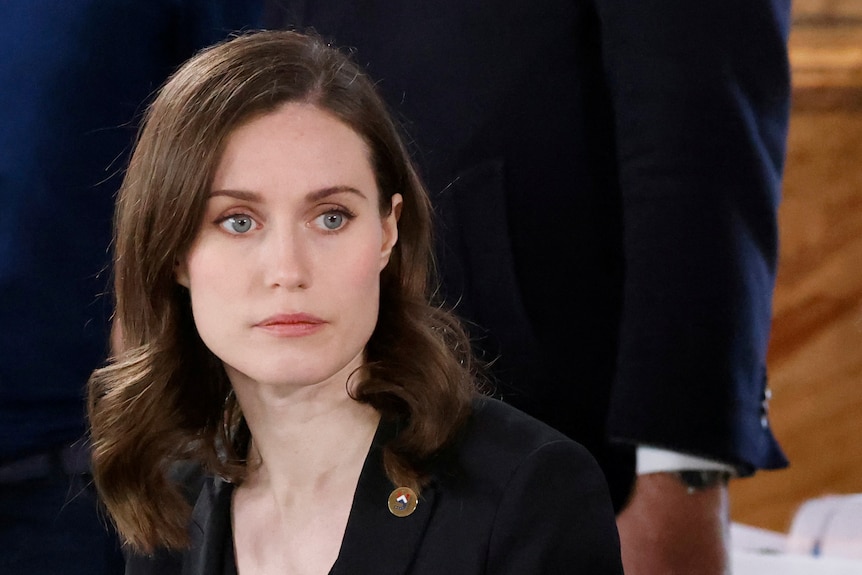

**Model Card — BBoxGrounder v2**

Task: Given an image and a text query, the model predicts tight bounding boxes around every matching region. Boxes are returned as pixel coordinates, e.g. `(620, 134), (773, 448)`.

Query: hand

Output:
(616, 472), (731, 575)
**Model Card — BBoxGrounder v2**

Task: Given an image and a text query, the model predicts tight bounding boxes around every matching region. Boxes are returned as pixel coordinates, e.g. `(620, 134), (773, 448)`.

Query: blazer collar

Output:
(182, 474), (233, 575)
(330, 418), (437, 574)
(181, 418), (438, 575)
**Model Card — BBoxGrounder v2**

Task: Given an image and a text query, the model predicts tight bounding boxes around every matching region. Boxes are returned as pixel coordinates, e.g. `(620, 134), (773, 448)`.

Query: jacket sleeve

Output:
(596, 0), (791, 472)
(486, 439), (624, 574)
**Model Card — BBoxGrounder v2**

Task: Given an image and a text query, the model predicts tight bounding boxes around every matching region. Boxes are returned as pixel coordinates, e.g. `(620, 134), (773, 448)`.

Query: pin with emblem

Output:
(388, 487), (418, 517)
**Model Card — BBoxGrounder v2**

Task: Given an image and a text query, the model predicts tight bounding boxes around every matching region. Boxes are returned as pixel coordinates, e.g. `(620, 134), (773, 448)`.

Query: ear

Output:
(175, 257), (190, 288)
(379, 193), (402, 269)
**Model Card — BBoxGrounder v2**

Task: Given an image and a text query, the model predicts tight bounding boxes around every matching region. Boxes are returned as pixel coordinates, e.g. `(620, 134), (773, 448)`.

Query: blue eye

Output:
(220, 215), (255, 234)
(320, 212), (345, 230)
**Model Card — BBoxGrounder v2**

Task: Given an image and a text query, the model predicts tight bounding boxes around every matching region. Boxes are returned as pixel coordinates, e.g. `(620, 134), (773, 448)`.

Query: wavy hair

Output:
(87, 30), (477, 553)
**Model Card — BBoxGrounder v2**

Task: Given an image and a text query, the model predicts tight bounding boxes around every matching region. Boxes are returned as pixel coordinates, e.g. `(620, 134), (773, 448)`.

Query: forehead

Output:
(211, 103), (378, 201)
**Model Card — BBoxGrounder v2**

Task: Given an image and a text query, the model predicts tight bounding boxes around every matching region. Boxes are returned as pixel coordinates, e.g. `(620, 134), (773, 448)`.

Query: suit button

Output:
(761, 387), (773, 428)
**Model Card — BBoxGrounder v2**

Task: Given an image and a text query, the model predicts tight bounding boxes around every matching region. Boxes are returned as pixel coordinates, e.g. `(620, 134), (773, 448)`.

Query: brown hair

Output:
(87, 30), (477, 553)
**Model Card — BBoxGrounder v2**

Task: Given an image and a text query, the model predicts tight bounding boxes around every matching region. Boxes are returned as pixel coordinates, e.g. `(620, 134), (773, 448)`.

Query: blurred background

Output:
(729, 0), (862, 533)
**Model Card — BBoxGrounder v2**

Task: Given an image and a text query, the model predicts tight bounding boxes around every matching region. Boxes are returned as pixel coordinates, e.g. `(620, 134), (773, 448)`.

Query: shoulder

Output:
(444, 395), (607, 495)
(461, 395), (593, 463)
(426, 396), (623, 572)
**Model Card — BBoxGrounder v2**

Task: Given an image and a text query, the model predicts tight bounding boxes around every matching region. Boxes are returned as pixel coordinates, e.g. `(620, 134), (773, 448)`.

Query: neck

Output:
(233, 379), (380, 501)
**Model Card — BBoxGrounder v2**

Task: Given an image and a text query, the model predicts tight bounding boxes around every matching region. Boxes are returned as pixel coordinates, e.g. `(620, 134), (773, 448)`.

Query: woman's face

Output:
(176, 103), (401, 394)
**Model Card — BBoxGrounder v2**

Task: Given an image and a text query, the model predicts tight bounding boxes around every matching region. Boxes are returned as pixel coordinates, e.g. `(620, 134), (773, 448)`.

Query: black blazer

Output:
(265, 0), (791, 508)
(125, 398), (623, 574)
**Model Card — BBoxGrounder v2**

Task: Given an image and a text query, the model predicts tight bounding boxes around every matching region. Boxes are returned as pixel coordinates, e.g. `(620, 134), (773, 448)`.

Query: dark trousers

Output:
(0, 445), (125, 575)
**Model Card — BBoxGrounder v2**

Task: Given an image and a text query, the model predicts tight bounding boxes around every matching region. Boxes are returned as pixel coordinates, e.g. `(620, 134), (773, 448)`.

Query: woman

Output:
(87, 30), (623, 574)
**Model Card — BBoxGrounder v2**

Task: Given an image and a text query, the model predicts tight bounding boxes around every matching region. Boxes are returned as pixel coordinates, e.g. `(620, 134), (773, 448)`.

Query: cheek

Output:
(342, 249), (384, 292)
(330, 244), (385, 312)
(184, 242), (246, 290)
(182, 248), (245, 325)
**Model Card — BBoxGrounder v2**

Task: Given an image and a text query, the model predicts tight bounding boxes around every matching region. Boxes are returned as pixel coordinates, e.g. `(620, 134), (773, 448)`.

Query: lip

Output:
(254, 313), (326, 337)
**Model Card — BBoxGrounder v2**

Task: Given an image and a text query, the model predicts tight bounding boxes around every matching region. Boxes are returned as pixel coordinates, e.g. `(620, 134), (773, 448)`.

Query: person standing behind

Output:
(0, 2), (266, 573)
(263, 1), (793, 573)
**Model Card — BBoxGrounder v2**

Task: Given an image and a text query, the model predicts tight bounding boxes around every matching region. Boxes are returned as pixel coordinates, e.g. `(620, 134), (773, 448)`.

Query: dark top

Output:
(264, 0), (792, 507)
(125, 397), (624, 574)
(0, 0), (265, 461)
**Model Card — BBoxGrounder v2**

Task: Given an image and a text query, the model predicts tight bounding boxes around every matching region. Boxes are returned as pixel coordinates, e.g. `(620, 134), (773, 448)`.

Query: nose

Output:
(261, 225), (311, 290)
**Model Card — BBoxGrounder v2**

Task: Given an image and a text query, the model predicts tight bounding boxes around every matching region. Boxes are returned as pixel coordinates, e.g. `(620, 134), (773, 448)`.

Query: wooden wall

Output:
(728, 0), (862, 532)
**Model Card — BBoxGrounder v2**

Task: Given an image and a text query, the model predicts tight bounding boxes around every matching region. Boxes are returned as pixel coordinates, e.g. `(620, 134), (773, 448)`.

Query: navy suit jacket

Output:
(265, 0), (792, 507)
(125, 398), (623, 574)
(0, 0), (266, 459)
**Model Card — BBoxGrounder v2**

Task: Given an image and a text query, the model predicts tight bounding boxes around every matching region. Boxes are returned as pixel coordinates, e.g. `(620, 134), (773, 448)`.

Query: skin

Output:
(617, 473), (730, 575)
(176, 102), (402, 575)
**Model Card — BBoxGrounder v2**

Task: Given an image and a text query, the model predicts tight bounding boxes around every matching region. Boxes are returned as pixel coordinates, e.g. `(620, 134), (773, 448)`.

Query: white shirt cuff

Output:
(636, 446), (737, 476)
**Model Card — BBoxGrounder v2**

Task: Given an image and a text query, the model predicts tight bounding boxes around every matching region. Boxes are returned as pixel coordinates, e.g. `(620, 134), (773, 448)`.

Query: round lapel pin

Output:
(388, 487), (418, 517)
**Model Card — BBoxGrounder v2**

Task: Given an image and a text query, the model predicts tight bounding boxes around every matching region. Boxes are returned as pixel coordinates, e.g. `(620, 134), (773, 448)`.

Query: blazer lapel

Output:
(182, 476), (233, 575)
(330, 420), (437, 575)
(176, 420), (437, 575)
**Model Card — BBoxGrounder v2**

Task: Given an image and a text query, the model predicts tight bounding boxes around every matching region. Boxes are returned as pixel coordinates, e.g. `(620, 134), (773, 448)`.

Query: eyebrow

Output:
(208, 186), (368, 202)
